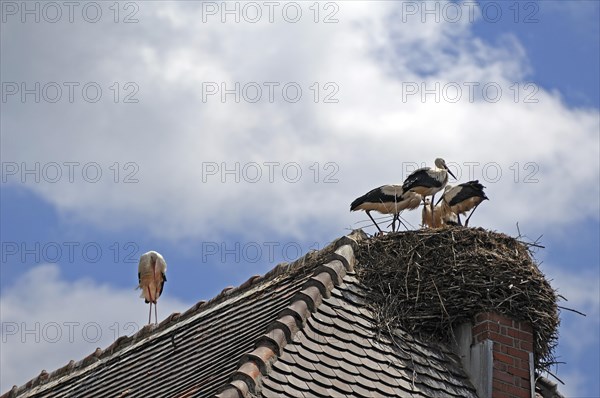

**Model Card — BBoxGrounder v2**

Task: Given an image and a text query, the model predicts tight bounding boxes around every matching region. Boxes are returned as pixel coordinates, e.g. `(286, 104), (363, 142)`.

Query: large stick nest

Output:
(354, 227), (559, 371)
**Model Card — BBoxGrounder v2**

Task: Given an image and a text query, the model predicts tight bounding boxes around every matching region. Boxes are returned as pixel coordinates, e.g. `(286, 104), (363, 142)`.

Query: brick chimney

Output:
(455, 312), (535, 398)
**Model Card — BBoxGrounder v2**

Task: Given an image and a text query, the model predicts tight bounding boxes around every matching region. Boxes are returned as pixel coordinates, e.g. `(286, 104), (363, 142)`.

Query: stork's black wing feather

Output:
(448, 180), (488, 206)
(402, 167), (442, 191)
(159, 273), (167, 297)
(350, 185), (403, 210)
(351, 187), (378, 210)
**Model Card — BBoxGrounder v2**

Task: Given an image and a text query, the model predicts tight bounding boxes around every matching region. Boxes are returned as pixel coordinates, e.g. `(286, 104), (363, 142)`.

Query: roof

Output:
(3, 230), (562, 398)
(256, 271), (477, 398)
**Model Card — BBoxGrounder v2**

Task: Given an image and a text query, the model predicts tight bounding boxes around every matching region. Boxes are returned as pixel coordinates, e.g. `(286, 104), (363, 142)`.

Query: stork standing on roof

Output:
(350, 185), (422, 233)
(137, 251), (167, 325)
(437, 180), (488, 226)
(402, 158), (456, 228)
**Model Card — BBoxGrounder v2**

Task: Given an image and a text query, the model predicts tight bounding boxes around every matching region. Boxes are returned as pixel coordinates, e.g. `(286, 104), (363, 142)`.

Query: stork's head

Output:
(434, 158), (457, 179)
(434, 158), (446, 169)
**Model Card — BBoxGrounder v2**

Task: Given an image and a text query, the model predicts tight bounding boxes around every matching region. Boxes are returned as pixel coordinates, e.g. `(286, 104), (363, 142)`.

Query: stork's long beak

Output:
(447, 168), (457, 180)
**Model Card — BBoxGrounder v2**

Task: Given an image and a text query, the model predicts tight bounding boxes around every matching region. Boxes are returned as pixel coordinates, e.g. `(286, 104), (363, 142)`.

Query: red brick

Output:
(511, 386), (530, 398)
(507, 365), (530, 380)
(492, 379), (529, 398)
(488, 332), (515, 346)
(494, 352), (515, 366)
(494, 370), (517, 384)
(514, 355), (531, 364)
(506, 328), (533, 341)
(494, 360), (508, 372)
(519, 340), (533, 351)
(519, 377), (533, 388)
(493, 378), (531, 398)
(474, 330), (491, 343)
(519, 340), (533, 352)
(486, 313), (514, 327)
(518, 322), (533, 333)
(500, 381), (529, 397)
(506, 346), (530, 361)
(473, 320), (499, 335)
(492, 391), (513, 398)
(493, 379), (511, 392)
(515, 358), (532, 371)
(487, 320), (501, 332)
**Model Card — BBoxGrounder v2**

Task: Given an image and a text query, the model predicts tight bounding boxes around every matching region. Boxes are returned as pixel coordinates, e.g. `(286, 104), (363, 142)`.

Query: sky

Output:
(1, 0), (599, 396)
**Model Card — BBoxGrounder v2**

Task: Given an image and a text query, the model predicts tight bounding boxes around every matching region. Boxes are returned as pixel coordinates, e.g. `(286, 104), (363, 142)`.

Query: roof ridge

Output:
(2, 272), (271, 398)
(213, 231), (364, 398)
(3, 230), (368, 398)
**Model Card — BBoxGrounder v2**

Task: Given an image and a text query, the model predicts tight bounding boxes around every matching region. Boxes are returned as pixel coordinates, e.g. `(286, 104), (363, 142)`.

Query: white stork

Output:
(437, 180), (488, 226)
(402, 158), (456, 227)
(350, 185), (422, 233)
(421, 199), (444, 228)
(137, 251), (167, 325)
(421, 199), (458, 228)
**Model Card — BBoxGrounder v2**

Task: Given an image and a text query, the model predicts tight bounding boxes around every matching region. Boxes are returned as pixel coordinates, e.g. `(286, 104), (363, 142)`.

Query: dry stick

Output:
(538, 368), (565, 385)
(404, 259), (411, 300)
(430, 277), (450, 320)
(557, 305), (586, 317)
(414, 264), (421, 304)
(517, 239), (546, 249)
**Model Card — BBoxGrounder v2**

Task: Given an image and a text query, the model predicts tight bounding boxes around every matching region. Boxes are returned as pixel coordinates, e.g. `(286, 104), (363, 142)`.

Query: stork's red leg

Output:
(465, 203), (480, 227)
(430, 194), (435, 228)
(146, 285), (153, 324)
(366, 210), (383, 233)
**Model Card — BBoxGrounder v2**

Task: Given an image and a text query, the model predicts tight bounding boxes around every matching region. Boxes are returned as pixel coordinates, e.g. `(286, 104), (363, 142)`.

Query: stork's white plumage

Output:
(350, 185), (422, 232)
(137, 251), (167, 324)
(402, 158), (456, 226)
(421, 199), (458, 229)
(421, 199), (445, 229)
(438, 180), (488, 226)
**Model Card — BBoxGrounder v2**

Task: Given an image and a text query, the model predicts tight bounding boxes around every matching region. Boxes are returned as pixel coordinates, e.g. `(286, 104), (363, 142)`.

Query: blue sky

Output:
(1, 1), (599, 396)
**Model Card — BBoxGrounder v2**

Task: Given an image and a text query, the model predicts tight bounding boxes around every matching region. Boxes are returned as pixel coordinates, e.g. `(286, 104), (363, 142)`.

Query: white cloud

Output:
(1, 2), (598, 243)
(539, 263), (600, 395)
(542, 264), (600, 353)
(0, 264), (191, 394)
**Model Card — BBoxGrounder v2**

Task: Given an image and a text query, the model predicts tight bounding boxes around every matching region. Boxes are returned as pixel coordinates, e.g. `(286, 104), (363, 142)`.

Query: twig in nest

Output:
(355, 228), (565, 374)
(557, 305), (586, 317)
(431, 277), (450, 320)
(537, 368), (565, 385)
